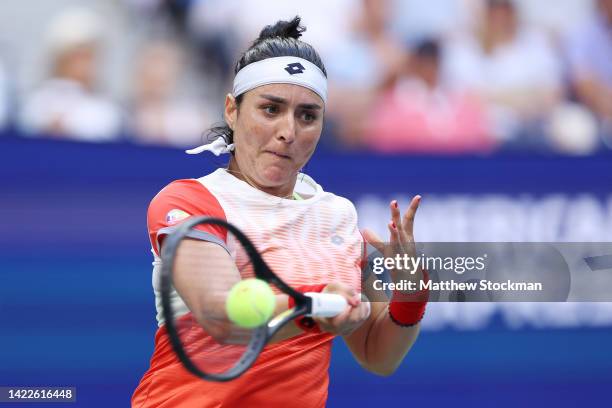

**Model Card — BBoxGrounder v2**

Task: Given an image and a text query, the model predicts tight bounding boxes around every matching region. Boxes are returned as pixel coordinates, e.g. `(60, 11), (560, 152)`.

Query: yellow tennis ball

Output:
(226, 279), (275, 328)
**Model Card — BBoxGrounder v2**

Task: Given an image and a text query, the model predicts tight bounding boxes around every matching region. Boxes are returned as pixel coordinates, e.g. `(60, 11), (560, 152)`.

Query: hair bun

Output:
(256, 16), (305, 42)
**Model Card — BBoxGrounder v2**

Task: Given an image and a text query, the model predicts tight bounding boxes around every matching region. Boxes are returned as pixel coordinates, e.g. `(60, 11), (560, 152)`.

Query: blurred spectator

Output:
(325, 0), (407, 146)
(19, 7), (122, 141)
(444, 0), (563, 142)
(515, 0), (594, 40)
(389, 0), (478, 42)
(565, 0), (612, 134)
(129, 40), (213, 147)
(365, 39), (495, 154)
(0, 0), (604, 154)
(124, 0), (193, 34)
(546, 103), (599, 155)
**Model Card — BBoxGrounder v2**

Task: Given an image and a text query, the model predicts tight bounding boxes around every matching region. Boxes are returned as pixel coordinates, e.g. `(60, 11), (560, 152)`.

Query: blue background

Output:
(1, 134), (611, 407)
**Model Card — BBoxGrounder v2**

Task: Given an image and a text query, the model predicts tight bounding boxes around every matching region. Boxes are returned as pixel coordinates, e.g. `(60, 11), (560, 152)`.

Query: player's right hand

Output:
(315, 282), (371, 336)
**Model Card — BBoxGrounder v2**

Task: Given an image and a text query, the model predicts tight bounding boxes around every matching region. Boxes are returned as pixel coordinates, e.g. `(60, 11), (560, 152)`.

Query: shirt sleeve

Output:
(147, 179), (227, 256)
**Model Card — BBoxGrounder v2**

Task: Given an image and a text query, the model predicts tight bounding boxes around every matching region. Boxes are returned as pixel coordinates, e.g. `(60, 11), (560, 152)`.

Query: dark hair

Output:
(487, 0), (515, 10)
(207, 16), (327, 148)
(413, 39), (440, 60)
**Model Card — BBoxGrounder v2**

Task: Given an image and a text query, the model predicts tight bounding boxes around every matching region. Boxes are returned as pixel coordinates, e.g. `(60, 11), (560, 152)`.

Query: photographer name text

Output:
(373, 279), (543, 292)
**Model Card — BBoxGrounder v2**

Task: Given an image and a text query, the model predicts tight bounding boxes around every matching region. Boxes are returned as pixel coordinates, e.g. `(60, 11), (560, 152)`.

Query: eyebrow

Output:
(259, 94), (322, 110)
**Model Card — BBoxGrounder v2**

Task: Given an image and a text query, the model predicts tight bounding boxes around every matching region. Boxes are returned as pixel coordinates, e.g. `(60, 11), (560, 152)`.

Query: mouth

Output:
(265, 151), (291, 160)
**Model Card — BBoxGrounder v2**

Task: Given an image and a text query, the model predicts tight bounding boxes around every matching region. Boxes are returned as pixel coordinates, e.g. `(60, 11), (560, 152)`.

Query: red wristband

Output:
(288, 284), (327, 333)
(388, 270), (429, 327)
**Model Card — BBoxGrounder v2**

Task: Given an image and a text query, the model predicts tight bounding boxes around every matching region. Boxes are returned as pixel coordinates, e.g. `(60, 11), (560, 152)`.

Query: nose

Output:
(276, 112), (296, 144)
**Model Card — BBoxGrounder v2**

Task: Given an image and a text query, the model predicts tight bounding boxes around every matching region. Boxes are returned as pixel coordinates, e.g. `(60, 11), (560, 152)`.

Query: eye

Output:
(262, 105), (279, 115)
(300, 111), (318, 123)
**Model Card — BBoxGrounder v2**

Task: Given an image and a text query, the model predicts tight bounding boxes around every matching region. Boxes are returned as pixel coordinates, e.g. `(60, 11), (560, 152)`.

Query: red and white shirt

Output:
(133, 168), (364, 408)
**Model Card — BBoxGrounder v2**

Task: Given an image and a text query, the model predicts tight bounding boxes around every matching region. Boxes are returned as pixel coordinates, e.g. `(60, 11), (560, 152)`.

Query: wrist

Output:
(388, 270), (429, 327)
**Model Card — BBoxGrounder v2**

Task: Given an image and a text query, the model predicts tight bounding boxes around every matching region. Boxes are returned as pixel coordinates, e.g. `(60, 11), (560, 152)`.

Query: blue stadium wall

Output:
(1, 134), (611, 407)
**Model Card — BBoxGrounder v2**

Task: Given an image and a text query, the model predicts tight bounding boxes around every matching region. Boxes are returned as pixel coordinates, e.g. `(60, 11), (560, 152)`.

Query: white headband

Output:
(233, 56), (327, 103)
(187, 56), (327, 156)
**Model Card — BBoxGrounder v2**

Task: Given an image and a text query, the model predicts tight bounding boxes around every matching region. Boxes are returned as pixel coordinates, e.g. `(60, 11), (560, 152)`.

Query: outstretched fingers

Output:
(402, 195), (421, 241)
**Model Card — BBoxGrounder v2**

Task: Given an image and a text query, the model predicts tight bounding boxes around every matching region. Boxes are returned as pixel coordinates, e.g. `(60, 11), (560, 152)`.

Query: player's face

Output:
(225, 83), (324, 196)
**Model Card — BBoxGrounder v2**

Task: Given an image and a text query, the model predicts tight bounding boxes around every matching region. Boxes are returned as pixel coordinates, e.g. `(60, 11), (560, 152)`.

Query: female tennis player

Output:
(132, 17), (426, 408)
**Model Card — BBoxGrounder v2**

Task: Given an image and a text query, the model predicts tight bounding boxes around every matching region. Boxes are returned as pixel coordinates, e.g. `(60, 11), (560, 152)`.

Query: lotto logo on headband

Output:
(232, 56), (327, 103)
(285, 62), (305, 75)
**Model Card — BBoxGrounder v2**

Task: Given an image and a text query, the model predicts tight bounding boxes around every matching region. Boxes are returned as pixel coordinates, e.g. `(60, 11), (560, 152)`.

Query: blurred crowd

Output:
(0, 0), (610, 155)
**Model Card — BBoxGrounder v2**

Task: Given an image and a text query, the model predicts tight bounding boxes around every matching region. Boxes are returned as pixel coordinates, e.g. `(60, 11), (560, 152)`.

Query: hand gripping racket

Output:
(160, 216), (348, 381)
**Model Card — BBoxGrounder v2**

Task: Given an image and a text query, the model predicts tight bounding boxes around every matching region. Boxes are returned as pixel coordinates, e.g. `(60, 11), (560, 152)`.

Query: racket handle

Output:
(305, 293), (348, 318)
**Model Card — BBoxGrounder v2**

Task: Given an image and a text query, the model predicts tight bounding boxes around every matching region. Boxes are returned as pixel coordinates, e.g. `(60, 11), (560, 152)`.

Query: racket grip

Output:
(305, 293), (348, 317)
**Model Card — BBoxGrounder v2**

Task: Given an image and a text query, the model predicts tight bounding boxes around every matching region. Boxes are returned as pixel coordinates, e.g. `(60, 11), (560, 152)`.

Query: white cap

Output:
(45, 8), (103, 57)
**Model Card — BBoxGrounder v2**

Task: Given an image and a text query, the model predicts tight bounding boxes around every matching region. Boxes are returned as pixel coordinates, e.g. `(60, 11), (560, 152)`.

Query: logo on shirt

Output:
(166, 209), (190, 225)
(331, 234), (344, 246)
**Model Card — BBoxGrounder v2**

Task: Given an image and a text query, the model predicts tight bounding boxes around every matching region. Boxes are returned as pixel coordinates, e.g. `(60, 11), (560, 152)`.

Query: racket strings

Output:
(170, 227), (259, 375)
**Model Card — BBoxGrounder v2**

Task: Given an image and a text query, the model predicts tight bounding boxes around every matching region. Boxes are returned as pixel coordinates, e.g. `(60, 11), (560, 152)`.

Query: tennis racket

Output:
(160, 216), (348, 382)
